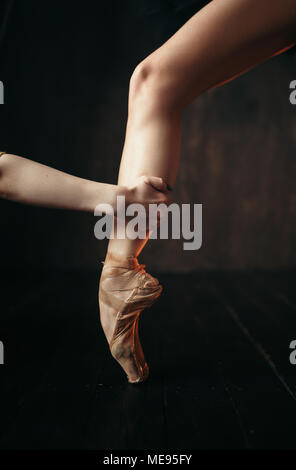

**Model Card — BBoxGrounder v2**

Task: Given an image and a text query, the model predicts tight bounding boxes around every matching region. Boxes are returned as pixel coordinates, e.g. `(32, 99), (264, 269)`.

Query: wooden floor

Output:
(0, 269), (295, 450)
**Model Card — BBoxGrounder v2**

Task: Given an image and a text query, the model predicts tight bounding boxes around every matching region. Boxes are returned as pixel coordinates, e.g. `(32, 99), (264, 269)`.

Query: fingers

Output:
(127, 175), (172, 207)
(143, 175), (171, 193)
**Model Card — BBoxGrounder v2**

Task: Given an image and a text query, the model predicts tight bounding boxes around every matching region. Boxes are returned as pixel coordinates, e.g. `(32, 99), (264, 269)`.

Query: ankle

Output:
(105, 251), (139, 269)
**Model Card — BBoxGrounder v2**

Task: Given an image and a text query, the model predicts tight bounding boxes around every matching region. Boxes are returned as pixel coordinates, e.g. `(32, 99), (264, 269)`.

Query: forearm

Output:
(0, 153), (118, 212)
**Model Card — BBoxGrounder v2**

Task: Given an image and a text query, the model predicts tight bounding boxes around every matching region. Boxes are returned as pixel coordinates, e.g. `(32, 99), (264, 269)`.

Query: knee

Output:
(0, 159), (6, 198)
(129, 60), (152, 97)
(129, 58), (181, 114)
(0, 154), (12, 199)
(0, 162), (6, 198)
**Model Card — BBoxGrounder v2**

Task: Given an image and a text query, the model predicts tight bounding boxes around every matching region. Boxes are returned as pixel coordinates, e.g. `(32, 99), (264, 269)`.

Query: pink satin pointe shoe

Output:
(99, 253), (162, 383)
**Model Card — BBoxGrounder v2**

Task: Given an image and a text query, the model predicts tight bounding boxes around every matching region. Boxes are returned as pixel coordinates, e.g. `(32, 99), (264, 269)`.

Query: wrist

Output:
(114, 185), (129, 216)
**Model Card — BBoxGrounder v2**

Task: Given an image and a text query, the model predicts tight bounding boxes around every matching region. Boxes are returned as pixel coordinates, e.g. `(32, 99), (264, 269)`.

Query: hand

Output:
(117, 176), (171, 228)
(124, 175), (170, 209)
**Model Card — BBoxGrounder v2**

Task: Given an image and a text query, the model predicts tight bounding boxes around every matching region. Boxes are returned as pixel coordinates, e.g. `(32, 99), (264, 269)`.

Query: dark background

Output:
(1, 1), (296, 452)
(0, 0), (295, 272)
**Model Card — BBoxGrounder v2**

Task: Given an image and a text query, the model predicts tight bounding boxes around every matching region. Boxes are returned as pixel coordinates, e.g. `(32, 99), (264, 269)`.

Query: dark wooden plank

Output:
(250, 270), (296, 311)
(0, 271), (102, 449)
(215, 272), (296, 397)
(207, 273), (296, 449)
(0, 272), (67, 425)
(161, 273), (246, 449)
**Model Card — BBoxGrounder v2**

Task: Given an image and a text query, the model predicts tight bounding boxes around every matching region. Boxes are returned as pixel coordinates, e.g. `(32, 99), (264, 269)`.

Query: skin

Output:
(0, 153), (169, 213)
(99, 0), (296, 372)
(106, 0), (296, 260)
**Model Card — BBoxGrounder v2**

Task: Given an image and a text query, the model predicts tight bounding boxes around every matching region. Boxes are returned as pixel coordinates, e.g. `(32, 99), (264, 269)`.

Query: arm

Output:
(0, 153), (168, 213)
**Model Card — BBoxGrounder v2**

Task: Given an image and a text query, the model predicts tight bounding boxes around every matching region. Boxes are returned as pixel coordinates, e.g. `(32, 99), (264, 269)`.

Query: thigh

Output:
(147, 0), (296, 107)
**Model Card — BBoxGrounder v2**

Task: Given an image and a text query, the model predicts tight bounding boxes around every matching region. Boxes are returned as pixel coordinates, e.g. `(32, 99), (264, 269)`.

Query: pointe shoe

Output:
(99, 254), (162, 383)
